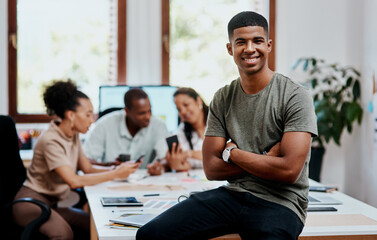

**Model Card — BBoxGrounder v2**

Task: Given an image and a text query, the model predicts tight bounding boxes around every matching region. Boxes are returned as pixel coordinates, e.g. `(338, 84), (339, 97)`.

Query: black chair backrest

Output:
(98, 107), (123, 120)
(0, 115), (27, 208)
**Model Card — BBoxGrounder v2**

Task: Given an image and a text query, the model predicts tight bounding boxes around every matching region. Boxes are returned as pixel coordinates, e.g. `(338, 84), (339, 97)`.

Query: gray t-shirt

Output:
(206, 73), (318, 223)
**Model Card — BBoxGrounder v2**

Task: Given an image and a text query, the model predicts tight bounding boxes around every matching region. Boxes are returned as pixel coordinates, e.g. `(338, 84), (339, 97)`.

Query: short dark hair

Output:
(227, 11), (269, 41)
(43, 79), (89, 119)
(124, 88), (149, 109)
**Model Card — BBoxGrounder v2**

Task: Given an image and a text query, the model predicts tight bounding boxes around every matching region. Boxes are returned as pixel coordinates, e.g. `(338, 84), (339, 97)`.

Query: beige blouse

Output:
(24, 121), (83, 200)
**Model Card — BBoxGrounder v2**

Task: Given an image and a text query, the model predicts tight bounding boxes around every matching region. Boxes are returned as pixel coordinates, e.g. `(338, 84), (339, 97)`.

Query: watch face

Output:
(222, 149), (230, 162)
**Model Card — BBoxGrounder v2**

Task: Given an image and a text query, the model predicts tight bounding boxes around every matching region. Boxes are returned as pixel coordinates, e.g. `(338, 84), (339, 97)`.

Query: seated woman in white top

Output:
(166, 87), (208, 171)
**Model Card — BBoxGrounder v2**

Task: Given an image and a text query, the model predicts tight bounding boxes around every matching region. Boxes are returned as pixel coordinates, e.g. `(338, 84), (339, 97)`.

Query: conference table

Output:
(85, 169), (377, 240)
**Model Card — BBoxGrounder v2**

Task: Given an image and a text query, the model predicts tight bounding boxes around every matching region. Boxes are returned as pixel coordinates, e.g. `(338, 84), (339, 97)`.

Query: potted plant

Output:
(291, 57), (363, 181)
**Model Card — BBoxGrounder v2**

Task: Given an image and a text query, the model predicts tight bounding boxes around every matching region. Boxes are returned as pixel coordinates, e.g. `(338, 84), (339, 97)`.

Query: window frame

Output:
(7, 0), (127, 122)
(8, 0), (275, 123)
(161, 0), (276, 85)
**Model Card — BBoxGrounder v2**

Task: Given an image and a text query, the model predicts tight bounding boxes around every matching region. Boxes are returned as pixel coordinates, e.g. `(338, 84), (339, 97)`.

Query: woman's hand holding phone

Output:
(114, 161), (140, 179)
(166, 142), (191, 171)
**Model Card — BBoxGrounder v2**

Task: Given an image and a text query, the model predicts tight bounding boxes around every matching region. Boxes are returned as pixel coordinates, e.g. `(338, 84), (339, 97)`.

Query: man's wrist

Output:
(222, 146), (237, 163)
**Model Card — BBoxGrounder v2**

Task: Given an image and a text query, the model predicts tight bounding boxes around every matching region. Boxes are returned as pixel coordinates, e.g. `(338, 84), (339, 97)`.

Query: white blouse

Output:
(175, 123), (204, 169)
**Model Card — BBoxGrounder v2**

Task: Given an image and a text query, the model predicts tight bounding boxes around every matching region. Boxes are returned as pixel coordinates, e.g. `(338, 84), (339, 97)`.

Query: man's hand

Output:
(267, 142), (281, 157)
(147, 160), (163, 176)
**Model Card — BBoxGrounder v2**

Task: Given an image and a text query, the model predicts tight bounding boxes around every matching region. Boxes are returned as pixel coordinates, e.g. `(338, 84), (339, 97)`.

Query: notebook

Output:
(308, 192), (342, 205)
(110, 214), (158, 227)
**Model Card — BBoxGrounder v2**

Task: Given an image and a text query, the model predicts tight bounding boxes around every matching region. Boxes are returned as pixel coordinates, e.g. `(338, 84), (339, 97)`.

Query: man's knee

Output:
(136, 223), (164, 240)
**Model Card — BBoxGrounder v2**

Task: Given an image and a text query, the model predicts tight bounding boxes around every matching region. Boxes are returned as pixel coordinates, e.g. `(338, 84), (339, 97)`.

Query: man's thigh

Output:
(137, 187), (242, 240)
(238, 193), (304, 240)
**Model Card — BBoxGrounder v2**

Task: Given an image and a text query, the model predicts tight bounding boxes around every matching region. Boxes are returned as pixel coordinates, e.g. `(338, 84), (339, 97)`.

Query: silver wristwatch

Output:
(222, 146), (237, 163)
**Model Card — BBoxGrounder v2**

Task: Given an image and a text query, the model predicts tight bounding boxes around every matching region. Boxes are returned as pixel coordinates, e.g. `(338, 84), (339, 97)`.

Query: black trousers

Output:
(137, 187), (303, 240)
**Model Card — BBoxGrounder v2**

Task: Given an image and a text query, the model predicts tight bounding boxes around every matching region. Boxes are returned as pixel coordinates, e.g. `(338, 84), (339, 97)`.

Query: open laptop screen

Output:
(99, 85), (179, 133)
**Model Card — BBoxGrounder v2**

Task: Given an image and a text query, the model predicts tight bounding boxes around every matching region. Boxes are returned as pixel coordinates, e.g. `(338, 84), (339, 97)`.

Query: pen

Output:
(143, 193), (160, 197)
(112, 209), (143, 213)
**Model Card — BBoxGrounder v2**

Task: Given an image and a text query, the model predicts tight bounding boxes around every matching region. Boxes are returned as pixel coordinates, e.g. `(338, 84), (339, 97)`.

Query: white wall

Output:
(0, 0), (8, 114)
(276, 0), (377, 207)
(360, 0), (377, 206)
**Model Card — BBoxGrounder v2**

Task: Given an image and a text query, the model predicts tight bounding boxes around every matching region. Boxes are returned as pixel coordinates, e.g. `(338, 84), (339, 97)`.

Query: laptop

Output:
(109, 214), (158, 227)
(308, 192), (342, 205)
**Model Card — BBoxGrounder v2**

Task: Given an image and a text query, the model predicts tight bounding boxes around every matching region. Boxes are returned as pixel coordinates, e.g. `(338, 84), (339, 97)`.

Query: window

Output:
(163, 0), (275, 103)
(8, 0), (126, 122)
(8, 0), (274, 122)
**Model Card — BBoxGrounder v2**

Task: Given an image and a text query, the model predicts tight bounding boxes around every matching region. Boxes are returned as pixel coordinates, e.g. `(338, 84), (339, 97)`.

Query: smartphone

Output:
(134, 154), (145, 163)
(307, 206), (337, 212)
(118, 154), (131, 162)
(100, 197), (143, 207)
(166, 135), (179, 153)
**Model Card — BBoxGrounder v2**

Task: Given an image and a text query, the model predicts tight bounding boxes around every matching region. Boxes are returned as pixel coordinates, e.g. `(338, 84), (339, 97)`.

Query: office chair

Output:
(0, 115), (51, 240)
(98, 107), (123, 119)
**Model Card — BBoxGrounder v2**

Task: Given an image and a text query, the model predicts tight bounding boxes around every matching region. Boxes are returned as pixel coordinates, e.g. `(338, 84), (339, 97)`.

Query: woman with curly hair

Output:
(12, 80), (140, 240)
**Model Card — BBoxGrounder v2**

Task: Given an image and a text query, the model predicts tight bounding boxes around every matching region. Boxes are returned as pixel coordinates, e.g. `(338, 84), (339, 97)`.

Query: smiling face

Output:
(174, 94), (203, 125)
(72, 98), (94, 133)
(226, 26), (272, 77)
(126, 98), (152, 128)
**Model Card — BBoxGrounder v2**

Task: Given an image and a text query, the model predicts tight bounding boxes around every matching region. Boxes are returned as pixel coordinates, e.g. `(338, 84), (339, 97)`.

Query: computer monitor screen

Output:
(99, 85), (179, 133)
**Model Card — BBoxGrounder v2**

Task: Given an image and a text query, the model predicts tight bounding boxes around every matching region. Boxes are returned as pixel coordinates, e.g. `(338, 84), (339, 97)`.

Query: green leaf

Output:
(311, 78), (318, 89)
(346, 102), (361, 123)
(357, 109), (363, 123)
(341, 69), (346, 78)
(312, 58), (317, 67)
(352, 68), (361, 76)
(346, 121), (352, 133)
(352, 80), (361, 100)
(346, 77), (353, 87)
(323, 78), (331, 85)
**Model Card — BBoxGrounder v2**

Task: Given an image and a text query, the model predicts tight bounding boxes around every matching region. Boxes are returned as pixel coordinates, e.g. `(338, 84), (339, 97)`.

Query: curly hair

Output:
(43, 79), (89, 119)
(173, 87), (208, 150)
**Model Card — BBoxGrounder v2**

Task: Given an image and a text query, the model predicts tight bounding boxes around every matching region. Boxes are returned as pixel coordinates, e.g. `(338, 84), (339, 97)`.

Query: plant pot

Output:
(309, 147), (325, 182)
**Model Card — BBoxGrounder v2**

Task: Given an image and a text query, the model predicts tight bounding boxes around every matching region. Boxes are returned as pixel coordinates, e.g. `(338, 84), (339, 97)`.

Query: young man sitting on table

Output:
(137, 11), (317, 240)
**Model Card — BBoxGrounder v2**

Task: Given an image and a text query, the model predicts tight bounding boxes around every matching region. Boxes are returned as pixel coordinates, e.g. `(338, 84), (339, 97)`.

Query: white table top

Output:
(85, 170), (226, 240)
(85, 170), (377, 240)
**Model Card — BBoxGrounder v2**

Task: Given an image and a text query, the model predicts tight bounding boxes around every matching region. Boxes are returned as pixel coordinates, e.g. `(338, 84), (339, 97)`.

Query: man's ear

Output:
(226, 43), (233, 56)
(125, 107), (129, 115)
(267, 39), (272, 54)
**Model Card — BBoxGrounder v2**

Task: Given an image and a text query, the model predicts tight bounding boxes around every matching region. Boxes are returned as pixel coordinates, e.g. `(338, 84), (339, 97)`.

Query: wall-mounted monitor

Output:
(99, 85), (179, 133)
